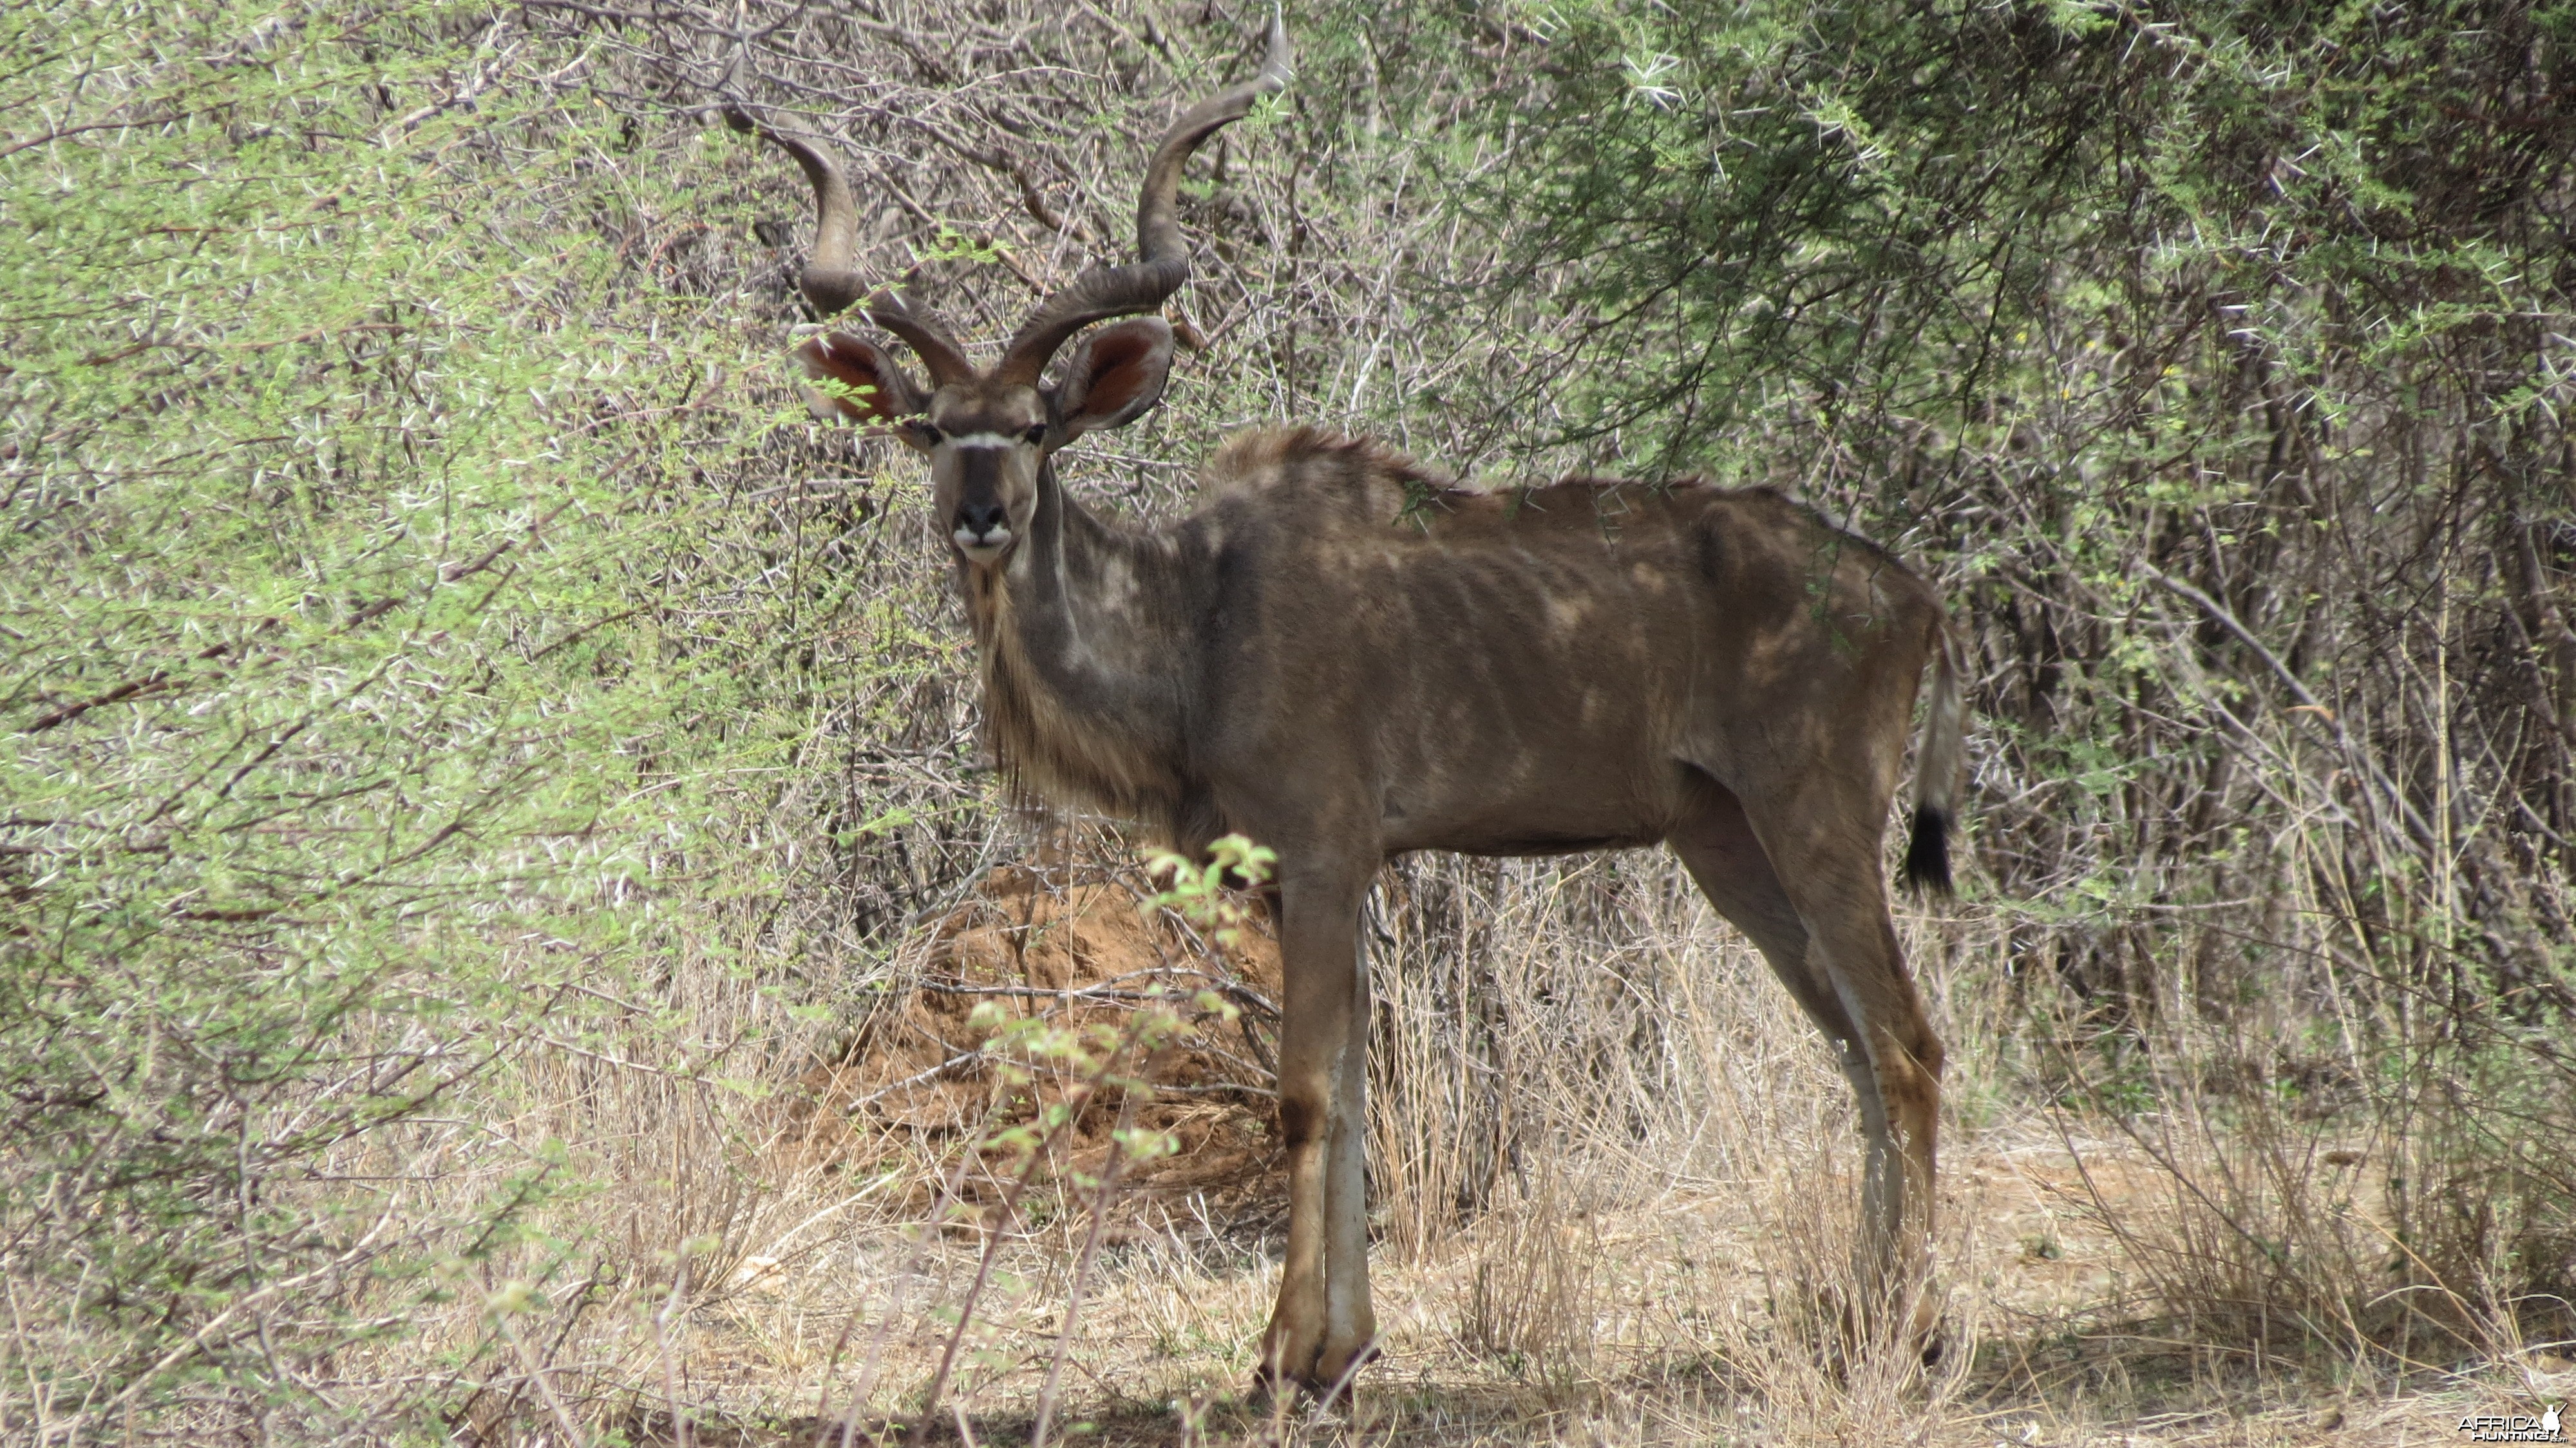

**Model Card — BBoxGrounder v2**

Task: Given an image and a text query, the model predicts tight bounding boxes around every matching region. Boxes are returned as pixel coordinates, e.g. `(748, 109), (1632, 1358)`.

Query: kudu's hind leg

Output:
(1764, 808), (1945, 1357)
(1257, 860), (1378, 1395)
(1669, 794), (1886, 1309)
(1674, 780), (1945, 1358)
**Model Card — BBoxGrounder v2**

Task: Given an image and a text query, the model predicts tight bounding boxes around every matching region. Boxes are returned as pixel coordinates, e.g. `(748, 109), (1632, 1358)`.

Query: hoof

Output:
(1310, 1337), (1379, 1405)
(1249, 1335), (1378, 1409)
(1246, 1364), (1288, 1415)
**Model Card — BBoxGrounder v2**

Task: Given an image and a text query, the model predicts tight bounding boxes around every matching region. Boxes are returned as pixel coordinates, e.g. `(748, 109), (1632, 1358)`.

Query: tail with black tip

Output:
(1902, 618), (1965, 895)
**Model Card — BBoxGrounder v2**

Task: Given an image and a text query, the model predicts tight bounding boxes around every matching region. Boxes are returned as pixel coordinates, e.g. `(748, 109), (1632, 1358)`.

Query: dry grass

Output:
(437, 852), (2566, 1447)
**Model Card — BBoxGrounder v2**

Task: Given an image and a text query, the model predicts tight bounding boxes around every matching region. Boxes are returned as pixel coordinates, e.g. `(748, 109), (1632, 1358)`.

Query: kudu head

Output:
(728, 24), (1290, 566)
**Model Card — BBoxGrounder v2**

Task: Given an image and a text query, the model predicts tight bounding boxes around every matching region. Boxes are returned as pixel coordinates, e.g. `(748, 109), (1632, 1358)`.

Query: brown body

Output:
(985, 427), (1943, 866)
(734, 21), (1964, 1393)
(956, 426), (1962, 1387)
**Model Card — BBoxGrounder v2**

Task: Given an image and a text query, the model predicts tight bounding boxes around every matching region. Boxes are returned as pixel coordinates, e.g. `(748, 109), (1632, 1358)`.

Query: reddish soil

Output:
(788, 861), (1285, 1206)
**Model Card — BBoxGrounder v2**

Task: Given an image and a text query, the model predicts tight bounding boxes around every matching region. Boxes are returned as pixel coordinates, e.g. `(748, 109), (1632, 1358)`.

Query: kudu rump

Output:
(734, 24), (1966, 1391)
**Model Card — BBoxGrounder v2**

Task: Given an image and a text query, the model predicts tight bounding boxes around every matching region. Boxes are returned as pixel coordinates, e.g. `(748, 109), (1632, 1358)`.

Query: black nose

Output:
(957, 500), (1007, 537)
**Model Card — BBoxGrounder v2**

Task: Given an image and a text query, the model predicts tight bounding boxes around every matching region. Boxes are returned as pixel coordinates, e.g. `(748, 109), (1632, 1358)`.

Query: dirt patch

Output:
(786, 861), (1287, 1207)
(1953, 1137), (2172, 1319)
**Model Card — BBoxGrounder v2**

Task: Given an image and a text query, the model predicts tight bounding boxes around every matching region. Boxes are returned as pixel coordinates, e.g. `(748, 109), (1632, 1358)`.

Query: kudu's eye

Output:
(912, 420), (944, 445)
(1023, 424), (1048, 446)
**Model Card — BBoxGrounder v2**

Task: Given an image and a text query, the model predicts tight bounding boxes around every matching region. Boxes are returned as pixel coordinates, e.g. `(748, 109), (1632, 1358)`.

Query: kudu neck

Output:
(966, 459), (1191, 830)
(997, 459), (1170, 626)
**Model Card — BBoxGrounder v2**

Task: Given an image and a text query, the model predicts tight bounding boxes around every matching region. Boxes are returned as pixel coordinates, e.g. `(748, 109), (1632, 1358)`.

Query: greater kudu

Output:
(733, 22), (1967, 1393)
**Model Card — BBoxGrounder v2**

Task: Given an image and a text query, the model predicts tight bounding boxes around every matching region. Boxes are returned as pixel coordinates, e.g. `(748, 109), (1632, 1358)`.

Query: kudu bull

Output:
(731, 23), (1966, 1391)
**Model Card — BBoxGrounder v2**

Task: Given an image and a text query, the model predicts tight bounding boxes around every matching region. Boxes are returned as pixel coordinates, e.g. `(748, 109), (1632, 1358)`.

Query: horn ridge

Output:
(993, 17), (1292, 386)
(724, 99), (977, 386)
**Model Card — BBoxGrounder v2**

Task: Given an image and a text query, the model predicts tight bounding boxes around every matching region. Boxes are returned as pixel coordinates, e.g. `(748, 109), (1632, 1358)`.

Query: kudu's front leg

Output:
(1258, 859), (1378, 1395)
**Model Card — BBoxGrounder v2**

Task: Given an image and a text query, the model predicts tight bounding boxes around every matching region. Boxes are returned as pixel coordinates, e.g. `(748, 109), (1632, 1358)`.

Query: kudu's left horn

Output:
(721, 72), (976, 387)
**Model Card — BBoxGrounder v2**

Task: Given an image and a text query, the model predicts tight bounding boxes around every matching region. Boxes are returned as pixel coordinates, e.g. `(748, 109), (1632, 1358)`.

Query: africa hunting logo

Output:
(2459, 1402), (2564, 1443)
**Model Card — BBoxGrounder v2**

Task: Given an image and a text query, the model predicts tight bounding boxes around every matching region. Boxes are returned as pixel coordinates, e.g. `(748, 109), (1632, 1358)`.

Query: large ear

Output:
(795, 333), (929, 441)
(1053, 317), (1175, 439)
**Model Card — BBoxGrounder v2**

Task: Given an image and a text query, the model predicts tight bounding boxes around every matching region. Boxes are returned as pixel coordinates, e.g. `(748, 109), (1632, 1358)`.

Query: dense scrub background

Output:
(3, 0), (2570, 1441)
